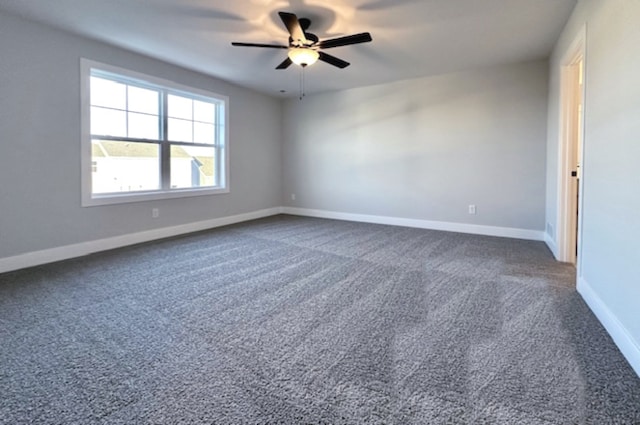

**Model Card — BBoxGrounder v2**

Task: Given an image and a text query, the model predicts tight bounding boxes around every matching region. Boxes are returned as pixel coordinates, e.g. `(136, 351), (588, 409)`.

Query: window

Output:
(81, 59), (228, 206)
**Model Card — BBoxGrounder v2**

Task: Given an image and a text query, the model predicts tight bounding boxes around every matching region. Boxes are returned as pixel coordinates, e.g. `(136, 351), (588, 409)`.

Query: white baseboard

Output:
(0, 206), (546, 274)
(282, 207), (545, 241)
(578, 276), (640, 377)
(544, 232), (559, 259)
(0, 207), (282, 274)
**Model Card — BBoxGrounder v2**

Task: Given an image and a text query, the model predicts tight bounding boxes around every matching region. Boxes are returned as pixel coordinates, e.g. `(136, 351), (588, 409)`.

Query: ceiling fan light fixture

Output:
(288, 47), (319, 67)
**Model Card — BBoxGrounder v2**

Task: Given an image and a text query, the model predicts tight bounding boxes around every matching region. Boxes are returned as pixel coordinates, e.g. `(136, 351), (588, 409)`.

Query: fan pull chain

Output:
(299, 66), (306, 100)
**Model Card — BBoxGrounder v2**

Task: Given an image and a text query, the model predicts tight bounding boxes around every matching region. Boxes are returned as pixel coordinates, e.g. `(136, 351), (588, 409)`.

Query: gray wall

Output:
(0, 12), (283, 259)
(546, 0), (640, 364)
(283, 61), (549, 231)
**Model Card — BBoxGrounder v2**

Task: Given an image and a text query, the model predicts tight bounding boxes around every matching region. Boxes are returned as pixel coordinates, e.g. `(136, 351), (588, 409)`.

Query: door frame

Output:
(556, 25), (586, 269)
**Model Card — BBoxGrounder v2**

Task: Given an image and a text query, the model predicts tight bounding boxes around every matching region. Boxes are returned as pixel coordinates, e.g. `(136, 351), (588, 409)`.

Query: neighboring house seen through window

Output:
(81, 59), (229, 206)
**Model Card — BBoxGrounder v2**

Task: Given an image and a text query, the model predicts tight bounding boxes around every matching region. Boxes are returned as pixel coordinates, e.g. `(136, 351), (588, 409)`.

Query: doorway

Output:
(557, 28), (585, 266)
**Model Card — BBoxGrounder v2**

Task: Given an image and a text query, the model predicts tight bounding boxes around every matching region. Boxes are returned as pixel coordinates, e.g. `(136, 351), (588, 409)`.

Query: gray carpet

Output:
(1, 215), (639, 424)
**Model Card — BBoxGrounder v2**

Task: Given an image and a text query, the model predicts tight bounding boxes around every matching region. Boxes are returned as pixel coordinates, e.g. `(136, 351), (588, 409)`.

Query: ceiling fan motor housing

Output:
(291, 31), (319, 47)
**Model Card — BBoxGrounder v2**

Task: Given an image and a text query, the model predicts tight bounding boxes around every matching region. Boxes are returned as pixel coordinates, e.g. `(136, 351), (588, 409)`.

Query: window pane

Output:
(92, 140), (160, 193)
(91, 106), (126, 137)
(128, 86), (158, 114)
(170, 145), (215, 189)
(168, 118), (193, 143)
(168, 94), (192, 120)
(90, 77), (126, 109)
(193, 122), (215, 144)
(194, 100), (215, 124)
(128, 112), (159, 140)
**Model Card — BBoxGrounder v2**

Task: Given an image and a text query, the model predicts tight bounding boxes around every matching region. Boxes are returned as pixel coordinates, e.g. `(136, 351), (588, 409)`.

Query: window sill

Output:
(81, 186), (229, 207)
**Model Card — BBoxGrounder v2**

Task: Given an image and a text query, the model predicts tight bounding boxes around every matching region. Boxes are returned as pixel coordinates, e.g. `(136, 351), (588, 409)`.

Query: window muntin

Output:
(81, 59), (228, 206)
(167, 94), (217, 144)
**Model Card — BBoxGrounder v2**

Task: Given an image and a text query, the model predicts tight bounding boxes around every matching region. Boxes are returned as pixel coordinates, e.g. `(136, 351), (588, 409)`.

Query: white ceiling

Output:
(0, 0), (576, 97)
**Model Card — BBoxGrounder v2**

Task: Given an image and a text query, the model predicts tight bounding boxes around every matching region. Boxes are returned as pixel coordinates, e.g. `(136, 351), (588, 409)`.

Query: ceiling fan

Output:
(231, 12), (372, 69)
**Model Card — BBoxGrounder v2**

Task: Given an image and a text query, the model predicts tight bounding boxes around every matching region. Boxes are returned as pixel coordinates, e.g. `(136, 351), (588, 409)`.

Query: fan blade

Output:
(318, 32), (372, 49)
(318, 51), (350, 69)
(276, 57), (293, 69)
(278, 11), (307, 45)
(231, 42), (288, 49)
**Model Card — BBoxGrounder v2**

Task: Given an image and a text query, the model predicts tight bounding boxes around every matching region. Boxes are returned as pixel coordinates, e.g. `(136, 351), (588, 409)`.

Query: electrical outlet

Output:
(291, 193), (296, 201)
(468, 204), (476, 215)
(152, 208), (159, 218)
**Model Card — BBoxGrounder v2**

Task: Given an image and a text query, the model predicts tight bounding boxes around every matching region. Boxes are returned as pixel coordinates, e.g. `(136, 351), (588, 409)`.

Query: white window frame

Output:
(80, 58), (229, 207)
